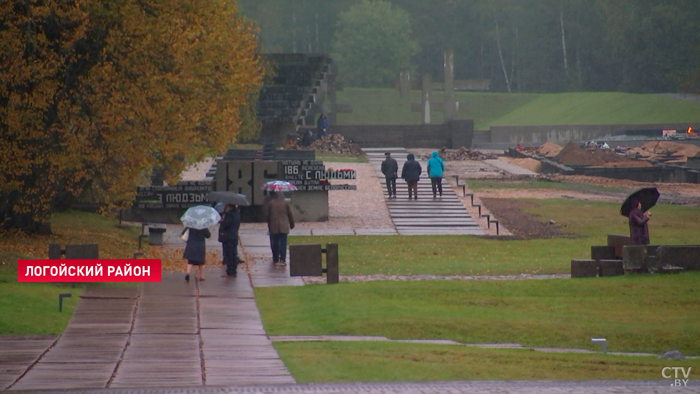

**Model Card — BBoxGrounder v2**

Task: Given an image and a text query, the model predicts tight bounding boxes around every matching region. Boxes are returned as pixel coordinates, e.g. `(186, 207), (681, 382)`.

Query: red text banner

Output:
(18, 259), (162, 282)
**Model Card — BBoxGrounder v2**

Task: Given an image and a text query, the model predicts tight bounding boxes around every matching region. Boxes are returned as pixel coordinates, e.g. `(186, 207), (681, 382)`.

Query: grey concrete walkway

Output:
(5, 380), (697, 393)
(7, 266), (294, 391)
(365, 148), (484, 235)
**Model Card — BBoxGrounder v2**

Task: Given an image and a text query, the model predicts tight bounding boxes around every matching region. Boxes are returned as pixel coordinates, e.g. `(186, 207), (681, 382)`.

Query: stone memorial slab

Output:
(599, 260), (625, 277)
(571, 259), (598, 278)
(289, 244), (323, 276)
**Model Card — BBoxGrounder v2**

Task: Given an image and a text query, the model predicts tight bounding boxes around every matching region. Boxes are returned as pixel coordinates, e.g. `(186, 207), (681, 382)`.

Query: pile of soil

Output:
(553, 142), (641, 167)
(508, 158), (542, 173)
(627, 141), (700, 163)
(480, 198), (575, 240)
(307, 134), (363, 155)
(536, 142), (563, 157)
(420, 147), (498, 161)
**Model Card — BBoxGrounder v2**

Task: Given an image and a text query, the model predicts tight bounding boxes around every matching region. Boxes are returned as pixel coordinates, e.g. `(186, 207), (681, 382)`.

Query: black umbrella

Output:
(620, 187), (659, 217)
(207, 191), (250, 207)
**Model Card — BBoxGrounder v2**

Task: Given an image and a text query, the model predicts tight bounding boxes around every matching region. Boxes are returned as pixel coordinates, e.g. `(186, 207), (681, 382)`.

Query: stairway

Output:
(364, 148), (484, 236)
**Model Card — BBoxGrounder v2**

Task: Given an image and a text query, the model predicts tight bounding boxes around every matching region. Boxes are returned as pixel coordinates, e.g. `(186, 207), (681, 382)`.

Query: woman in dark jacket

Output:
(219, 204), (241, 277)
(401, 153), (422, 200)
(183, 227), (211, 282)
(628, 199), (651, 245)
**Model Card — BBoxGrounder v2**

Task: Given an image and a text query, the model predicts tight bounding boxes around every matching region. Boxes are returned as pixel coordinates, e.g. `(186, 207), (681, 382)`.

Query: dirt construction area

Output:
(408, 147), (700, 239)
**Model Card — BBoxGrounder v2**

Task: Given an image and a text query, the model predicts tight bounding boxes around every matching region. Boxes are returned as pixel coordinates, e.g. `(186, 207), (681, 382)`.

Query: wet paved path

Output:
(7, 266), (294, 391)
(364, 148), (484, 235)
(5, 380), (697, 393)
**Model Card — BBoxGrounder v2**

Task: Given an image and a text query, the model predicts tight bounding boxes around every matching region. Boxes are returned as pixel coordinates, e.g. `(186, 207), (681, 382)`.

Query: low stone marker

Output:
(599, 260), (625, 277)
(657, 245), (700, 270)
(571, 259), (597, 278)
(289, 243), (339, 284)
(591, 245), (616, 261)
(607, 234), (632, 258)
(147, 223), (167, 245)
(49, 244), (99, 259)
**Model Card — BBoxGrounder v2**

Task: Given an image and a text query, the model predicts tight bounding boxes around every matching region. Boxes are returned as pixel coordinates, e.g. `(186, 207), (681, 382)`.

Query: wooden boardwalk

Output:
(6, 262), (295, 390)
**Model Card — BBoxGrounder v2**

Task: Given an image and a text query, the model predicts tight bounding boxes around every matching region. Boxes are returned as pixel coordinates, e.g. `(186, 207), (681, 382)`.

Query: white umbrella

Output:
(180, 205), (221, 230)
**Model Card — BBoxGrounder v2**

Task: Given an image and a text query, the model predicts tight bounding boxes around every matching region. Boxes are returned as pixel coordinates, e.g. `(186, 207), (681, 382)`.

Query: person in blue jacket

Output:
(427, 150), (445, 198)
(317, 113), (329, 139)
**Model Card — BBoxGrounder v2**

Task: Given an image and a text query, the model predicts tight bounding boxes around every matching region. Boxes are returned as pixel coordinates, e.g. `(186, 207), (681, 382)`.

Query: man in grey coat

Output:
(262, 192), (295, 265)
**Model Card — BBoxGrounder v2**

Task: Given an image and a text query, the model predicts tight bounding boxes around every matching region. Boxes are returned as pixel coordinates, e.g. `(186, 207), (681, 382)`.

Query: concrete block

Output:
(48, 244), (62, 259)
(599, 260), (624, 277)
(571, 260), (598, 278)
(622, 245), (647, 271)
(591, 246), (616, 260)
(289, 244), (322, 277)
(607, 234), (632, 258)
(65, 244), (99, 260)
(657, 245), (700, 270)
(326, 243), (339, 284)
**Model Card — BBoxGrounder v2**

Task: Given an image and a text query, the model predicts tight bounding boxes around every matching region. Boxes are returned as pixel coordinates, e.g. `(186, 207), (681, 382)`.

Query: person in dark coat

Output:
(316, 113), (329, 139)
(219, 204), (241, 277)
(628, 199), (651, 245)
(262, 192), (295, 265)
(401, 153), (422, 200)
(301, 130), (314, 147)
(183, 227), (211, 282)
(381, 152), (399, 198)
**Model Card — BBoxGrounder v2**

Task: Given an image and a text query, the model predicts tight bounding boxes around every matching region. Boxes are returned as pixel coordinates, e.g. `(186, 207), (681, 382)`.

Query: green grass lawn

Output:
(0, 211), (142, 335)
(257, 273), (700, 355)
(466, 179), (627, 194)
(276, 341), (700, 382)
(0, 251), (83, 335)
(289, 200), (699, 276)
(335, 88), (700, 129)
(316, 151), (368, 163)
(336, 88), (539, 129)
(490, 92), (700, 126)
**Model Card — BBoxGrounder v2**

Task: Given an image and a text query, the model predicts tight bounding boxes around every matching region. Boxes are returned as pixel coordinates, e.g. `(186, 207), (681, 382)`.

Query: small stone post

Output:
(421, 73), (432, 124)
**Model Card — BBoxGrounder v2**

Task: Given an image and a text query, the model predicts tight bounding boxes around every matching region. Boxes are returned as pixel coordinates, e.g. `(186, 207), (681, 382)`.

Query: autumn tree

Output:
(0, 0), (264, 233)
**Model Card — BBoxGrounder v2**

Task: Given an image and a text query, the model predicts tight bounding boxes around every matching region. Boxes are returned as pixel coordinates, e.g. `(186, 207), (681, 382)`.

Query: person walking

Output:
(401, 153), (422, 200)
(263, 192), (295, 265)
(219, 204), (241, 277)
(427, 150), (445, 198)
(316, 113), (329, 139)
(183, 227), (211, 282)
(381, 152), (399, 198)
(628, 199), (651, 245)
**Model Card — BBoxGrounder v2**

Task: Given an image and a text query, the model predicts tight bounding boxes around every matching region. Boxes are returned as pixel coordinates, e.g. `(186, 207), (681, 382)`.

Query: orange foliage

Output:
(0, 0), (264, 233)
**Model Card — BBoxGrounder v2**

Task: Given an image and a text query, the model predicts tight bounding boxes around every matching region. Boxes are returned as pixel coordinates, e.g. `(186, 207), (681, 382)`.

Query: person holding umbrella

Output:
(183, 226), (211, 282)
(628, 199), (651, 245)
(219, 204), (241, 277)
(621, 187), (659, 246)
(181, 205), (220, 282)
(208, 192), (249, 271)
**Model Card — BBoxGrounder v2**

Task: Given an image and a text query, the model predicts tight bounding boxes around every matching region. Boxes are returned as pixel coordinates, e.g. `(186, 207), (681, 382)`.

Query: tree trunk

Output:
(490, 0), (511, 93)
(560, 9), (569, 77)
